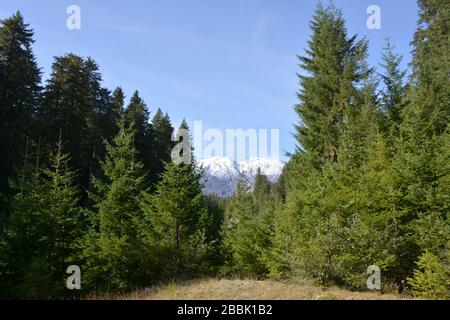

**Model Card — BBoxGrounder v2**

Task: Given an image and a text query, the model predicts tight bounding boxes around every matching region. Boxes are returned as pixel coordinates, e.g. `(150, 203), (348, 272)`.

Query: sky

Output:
(0, 0), (419, 162)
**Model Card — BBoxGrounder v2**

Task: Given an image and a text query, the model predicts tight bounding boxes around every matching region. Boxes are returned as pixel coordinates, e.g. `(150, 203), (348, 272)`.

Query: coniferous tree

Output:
(294, 3), (367, 161)
(223, 182), (259, 275)
(407, 250), (449, 299)
(99, 86), (126, 141)
(272, 2), (388, 287)
(223, 170), (277, 278)
(149, 108), (174, 186)
(141, 161), (209, 275)
(2, 141), (80, 299)
(140, 122), (210, 276)
(0, 11), (41, 198)
(391, 0), (450, 287)
(81, 121), (148, 290)
(124, 90), (151, 171)
(253, 168), (271, 211)
(411, 0), (450, 134)
(111, 87), (125, 120)
(39, 54), (109, 197)
(379, 39), (407, 128)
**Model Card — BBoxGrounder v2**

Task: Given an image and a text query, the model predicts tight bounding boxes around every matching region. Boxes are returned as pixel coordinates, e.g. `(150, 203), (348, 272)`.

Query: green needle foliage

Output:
(0, 1), (448, 299)
(81, 121), (148, 291)
(2, 140), (80, 299)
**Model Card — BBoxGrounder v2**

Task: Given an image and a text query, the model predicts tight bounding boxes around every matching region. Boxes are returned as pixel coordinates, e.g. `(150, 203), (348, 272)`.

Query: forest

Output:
(0, 1), (448, 300)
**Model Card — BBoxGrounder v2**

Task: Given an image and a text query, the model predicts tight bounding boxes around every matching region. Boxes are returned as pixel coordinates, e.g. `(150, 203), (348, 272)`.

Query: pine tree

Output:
(294, 3), (367, 161)
(0, 11), (41, 198)
(111, 87), (125, 121)
(410, 0), (450, 135)
(390, 0), (450, 282)
(142, 118), (209, 271)
(203, 195), (225, 270)
(337, 130), (401, 288)
(223, 173), (277, 278)
(407, 251), (450, 299)
(38, 54), (109, 197)
(223, 183), (258, 275)
(2, 140), (80, 298)
(96, 86), (125, 142)
(253, 168), (271, 211)
(124, 90), (151, 170)
(141, 161), (209, 276)
(149, 108), (174, 186)
(379, 39), (407, 128)
(81, 121), (148, 290)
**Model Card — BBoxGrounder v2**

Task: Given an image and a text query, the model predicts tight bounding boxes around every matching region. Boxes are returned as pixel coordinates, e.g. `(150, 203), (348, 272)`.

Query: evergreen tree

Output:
(97, 86), (124, 142)
(81, 121), (148, 290)
(111, 87), (125, 120)
(294, 3), (367, 161)
(124, 90), (151, 171)
(379, 39), (407, 128)
(140, 161), (209, 276)
(39, 54), (109, 197)
(410, 0), (450, 135)
(223, 173), (276, 278)
(2, 141), (80, 299)
(142, 118), (209, 273)
(223, 183), (259, 275)
(390, 0), (450, 283)
(253, 168), (271, 211)
(407, 250), (450, 299)
(203, 195), (225, 270)
(0, 11), (41, 198)
(149, 108), (174, 186)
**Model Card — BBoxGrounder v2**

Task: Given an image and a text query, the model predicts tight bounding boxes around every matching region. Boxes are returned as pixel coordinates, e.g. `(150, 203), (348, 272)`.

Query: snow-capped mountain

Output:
(198, 157), (284, 197)
(239, 158), (285, 185)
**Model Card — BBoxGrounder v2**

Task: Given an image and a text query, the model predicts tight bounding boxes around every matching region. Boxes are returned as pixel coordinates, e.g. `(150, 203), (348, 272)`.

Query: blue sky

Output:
(1, 0), (419, 161)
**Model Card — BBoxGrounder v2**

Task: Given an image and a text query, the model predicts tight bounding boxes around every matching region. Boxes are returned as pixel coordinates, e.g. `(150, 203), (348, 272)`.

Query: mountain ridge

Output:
(198, 157), (284, 197)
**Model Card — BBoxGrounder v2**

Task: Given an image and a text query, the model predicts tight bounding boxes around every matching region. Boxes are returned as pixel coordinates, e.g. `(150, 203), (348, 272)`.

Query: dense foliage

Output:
(0, 1), (448, 299)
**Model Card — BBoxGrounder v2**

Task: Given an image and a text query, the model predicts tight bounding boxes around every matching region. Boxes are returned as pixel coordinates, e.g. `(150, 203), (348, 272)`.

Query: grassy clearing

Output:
(87, 278), (413, 300)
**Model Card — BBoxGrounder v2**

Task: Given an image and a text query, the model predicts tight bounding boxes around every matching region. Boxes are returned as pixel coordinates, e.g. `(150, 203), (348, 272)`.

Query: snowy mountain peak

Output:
(198, 157), (284, 197)
(199, 157), (240, 179)
(239, 158), (284, 183)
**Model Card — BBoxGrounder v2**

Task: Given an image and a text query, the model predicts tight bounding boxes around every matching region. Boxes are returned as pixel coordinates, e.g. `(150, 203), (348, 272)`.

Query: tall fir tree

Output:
(141, 161), (209, 275)
(391, 0), (450, 287)
(38, 54), (110, 198)
(379, 39), (407, 129)
(410, 0), (450, 135)
(1, 140), (80, 299)
(223, 182), (269, 277)
(141, 122), (210, 276)
(0, 11), (41, 199)
(294, 3), (367, 161)
(149, 108), (174, 186)
(81, 120), (148, 290)
(111, 87), (125, 119)
(124, 90), (151, 171)
(96, 86), (125, 142)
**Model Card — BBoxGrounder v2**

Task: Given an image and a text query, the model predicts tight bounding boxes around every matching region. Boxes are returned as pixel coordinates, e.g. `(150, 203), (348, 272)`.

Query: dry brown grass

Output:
(87, 278), (412, 300)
